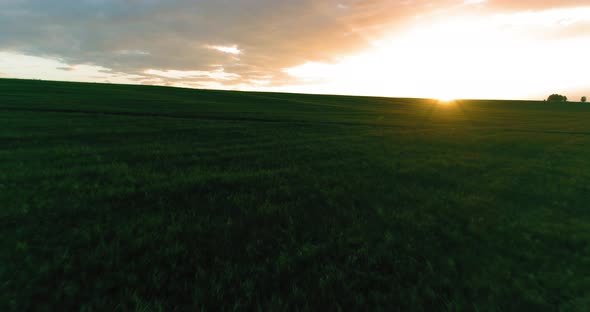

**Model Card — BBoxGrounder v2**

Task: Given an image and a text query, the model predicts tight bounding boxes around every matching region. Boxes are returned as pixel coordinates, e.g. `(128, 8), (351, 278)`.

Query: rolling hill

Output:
(2, 79), (590, 311)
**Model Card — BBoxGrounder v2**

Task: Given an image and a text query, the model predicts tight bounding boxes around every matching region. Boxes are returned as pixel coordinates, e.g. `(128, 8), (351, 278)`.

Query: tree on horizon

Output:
(547, 94), (568, 102)
(582, 96), (587, 103)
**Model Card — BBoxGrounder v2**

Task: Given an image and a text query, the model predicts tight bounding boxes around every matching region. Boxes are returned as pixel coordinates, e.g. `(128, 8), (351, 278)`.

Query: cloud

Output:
(486, 0), (590, 11)
(495, 6), (590, 40)
(144, 68), (240, 81)
(493, 6), (590, 27)
(0, 0), (459, 87)
(464, 0), (487, 5)
(206, 45), (241, 55)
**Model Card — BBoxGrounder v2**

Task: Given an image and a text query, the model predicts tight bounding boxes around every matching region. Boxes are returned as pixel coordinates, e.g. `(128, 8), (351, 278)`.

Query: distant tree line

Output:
(546, 94), (588, 103)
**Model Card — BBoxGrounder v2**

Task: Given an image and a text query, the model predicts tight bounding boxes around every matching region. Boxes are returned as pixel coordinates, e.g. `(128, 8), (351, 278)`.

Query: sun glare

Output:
(283, 8), (590, 100)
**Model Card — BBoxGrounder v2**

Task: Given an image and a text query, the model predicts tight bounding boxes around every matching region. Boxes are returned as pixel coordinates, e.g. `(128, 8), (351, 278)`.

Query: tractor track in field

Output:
(0, 106), (418, 130)
(501, 129), (590, 136)
(0, 106), (295, 123)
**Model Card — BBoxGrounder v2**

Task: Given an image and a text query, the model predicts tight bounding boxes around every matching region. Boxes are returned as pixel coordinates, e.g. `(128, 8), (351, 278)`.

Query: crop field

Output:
(2, 79), (590, 311)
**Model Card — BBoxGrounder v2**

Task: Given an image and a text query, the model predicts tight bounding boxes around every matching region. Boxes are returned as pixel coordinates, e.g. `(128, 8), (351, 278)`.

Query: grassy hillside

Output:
(2, 79), (590, 311)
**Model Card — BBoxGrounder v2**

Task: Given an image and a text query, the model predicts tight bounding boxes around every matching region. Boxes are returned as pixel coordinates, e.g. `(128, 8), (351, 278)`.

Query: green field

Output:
(2, 79), (590, 311)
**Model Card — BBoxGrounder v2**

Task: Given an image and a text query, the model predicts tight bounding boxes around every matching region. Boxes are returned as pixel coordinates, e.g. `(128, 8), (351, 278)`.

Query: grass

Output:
(1, 78), (590, 311)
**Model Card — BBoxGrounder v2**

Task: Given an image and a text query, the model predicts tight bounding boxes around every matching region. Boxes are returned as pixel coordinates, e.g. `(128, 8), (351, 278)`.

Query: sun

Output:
(437, 96), (456, 103)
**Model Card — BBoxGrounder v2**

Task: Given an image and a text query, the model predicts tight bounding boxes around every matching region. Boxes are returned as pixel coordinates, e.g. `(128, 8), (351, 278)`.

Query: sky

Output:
(1, 0), (589, 100)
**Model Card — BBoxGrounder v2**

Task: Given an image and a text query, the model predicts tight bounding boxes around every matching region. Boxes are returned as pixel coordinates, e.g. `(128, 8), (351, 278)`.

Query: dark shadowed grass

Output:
(1, 79), (590, 311)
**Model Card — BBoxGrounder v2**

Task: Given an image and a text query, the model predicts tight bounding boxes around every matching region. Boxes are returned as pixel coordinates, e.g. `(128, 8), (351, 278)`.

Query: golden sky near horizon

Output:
(1, 0), (589, 100)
